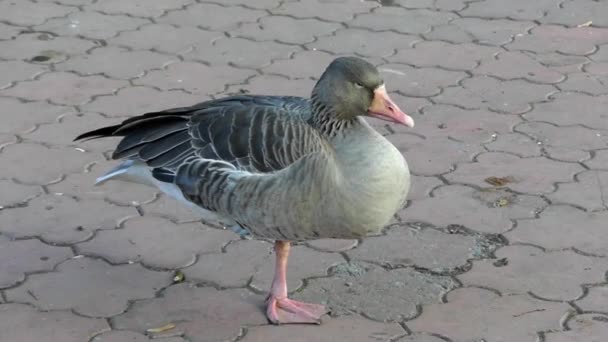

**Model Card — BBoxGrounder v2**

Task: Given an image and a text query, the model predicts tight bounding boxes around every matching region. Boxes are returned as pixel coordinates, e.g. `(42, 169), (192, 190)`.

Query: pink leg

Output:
(266, 241), (327, 324)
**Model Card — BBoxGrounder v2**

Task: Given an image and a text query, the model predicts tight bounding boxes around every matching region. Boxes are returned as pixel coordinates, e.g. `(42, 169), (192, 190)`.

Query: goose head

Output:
(312, 57), (414, 128)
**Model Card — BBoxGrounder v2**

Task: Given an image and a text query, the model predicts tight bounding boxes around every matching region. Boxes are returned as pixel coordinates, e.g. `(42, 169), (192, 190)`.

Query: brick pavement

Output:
(0, 0), (607, 341)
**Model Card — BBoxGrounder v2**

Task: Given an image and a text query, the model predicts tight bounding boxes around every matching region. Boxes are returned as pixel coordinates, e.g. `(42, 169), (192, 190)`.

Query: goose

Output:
(75, 57), (414, 324)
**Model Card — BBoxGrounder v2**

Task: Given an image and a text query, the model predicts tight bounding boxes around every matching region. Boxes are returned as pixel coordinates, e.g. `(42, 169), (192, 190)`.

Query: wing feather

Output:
(77, 95), (321, 176)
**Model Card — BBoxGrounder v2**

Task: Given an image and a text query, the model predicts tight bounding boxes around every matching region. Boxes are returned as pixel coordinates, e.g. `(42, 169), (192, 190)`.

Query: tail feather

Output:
(74, 114), (187, 142)
(95, 160), (134, 185)
(74, 110), (191, 165)
(74, 124), (121, 142)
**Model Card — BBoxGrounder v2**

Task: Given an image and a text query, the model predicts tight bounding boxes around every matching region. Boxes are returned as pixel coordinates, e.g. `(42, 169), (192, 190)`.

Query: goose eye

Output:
(354, 82), (364, 89)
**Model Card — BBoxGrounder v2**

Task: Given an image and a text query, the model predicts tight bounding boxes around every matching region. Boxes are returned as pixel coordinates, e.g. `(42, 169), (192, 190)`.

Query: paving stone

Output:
(92, 330), (186, 342)
(0, 1), (76, 26)
(0, 303), (110, 342)
(305, 239), (358, 252)
(110, 24), (223, 54)
(535, 52), (588, 73)
(585, 61), (608, 76)
(425, 18), (534, 45)
(242, 316), (405, 341)
(389, 41), (500, 71)
(294, 262), (456, 321)
(407, 175), (444, 200)
(37, 0), (93, 4)
(460, 245), (606, 301)
(586, 149), (608, 170)
(545, 147), (590, 163)
(27, 111), (96, 149)
(348, 226), (477, 271)
(485, 133), (542, 157)
(211, 0), (281, 9)
(0, 32), (96, 63)
(507, 25), (608, 55)
(545, 314), (608, 342)
(0, 194), (137, 244)
(0, 236), (72, 288)
(226, 75), (316, 98)
(36, 12), (148, 40)
(1, 133), (18, 149)
(475, 51), (565, 84)
(309, 28), (418, 58)
(396, 334), (447, 342)
(393, 0), (467, 11)
(184, 239), (343, 292)
(47, 159), (158, 206)
(0, 143), (99, 185)
(184, 37), (299, 69)
(379, 63), (467, 97)
(576, 286), (608, 312)
(445, 152), (584, 194)
(158, 3), (264, 31)
(231, 16), (341, 45)
(25, 112), (120, 152)
(350, 7), (454, 35)
(558, 72), (608, 95)
(549, 61), (584, 75)
(591, 44), (608, 62)
(1, 134), (23, 151)
(0, 180), (42, 208)
(88, 0), (194, 18)
(6, 257), (171, 317)
(516, 121), (608, 162)
(55, 47), (176, 79)
(1, 72), (128, 105)
(0, 133), (17, 152)
(412, 105), (521, 143)
(389, 134), (484, 175)
(473, 187), (548, 217)
(433, 76), (556, 114)
(77, 216), (236, 269)
(82, 86), (202, 118)
(0, 60), (47, 89)
(0, 22), (21, 40)
(461, 0), (562, 21)
(506, 205), (608, 256)
(134, 62), (255, 96)
(407, 287), (570, 342)
(542, 0), (608, 28)
(402, 184), (544, 234)
(112, 284), (267, 342)
(0, 98), (73, 135)
(262, 50), (335, 79)
(140, 193), (203, 223)
(271, 0), (377, 22)
(524, 92), (608, 130)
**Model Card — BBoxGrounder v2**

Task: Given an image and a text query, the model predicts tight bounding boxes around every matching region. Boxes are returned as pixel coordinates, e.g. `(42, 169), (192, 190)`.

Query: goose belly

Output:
(244, 155), (410, 241)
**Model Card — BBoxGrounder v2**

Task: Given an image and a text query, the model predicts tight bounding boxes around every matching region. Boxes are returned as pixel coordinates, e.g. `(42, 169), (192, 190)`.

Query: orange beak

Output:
(367, 85), (415, 127)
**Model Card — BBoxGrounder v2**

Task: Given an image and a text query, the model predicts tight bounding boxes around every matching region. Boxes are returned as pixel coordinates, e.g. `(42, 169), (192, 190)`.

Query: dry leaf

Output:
(485, 176), (514, 187)
(146, 323), (176, 333)
(577, 21), (592, 28)
(173, 270), (185, 283)
(495, 198), (510, 207)
(493, 258), (509, 267)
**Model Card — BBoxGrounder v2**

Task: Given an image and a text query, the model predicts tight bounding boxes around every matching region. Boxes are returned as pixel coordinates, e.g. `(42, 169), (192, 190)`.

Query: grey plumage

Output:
(76, 57), (411, 241)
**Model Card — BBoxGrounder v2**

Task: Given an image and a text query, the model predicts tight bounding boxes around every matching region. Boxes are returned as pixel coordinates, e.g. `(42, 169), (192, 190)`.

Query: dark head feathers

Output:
(311, 56), (384, 122)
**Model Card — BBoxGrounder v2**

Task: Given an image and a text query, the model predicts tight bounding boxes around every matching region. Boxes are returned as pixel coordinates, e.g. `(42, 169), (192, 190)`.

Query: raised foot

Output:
(266, 296), (327, 324)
